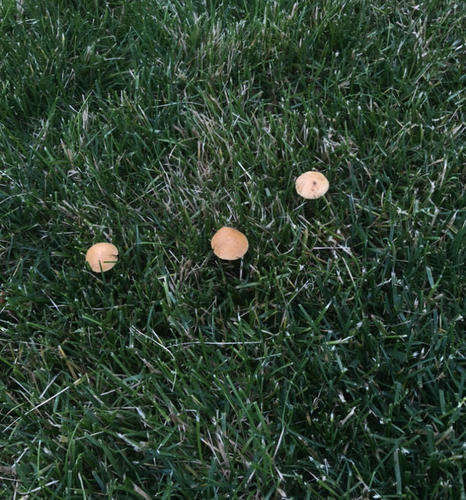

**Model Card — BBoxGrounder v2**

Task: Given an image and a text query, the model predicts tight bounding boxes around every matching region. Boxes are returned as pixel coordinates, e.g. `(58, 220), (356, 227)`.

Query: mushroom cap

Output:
(295, 171), (329, 199)
(211, 227), (249, 260)
(85, 242), (119, 272)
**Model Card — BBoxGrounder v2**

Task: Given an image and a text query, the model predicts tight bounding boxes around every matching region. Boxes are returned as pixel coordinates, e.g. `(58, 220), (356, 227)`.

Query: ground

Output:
(0, 0), (465, 498)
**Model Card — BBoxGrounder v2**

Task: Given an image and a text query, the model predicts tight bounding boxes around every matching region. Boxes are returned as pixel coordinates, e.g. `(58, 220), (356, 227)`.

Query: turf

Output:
(1, 0), (465, 498)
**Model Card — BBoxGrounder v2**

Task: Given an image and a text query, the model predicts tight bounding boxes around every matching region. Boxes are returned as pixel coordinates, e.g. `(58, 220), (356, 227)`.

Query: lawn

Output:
(1, 0), (465, 498)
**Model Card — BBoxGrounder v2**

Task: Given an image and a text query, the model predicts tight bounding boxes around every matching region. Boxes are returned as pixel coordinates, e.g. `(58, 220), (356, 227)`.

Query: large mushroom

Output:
(295, 171), (329, 199)
(85, 242), (118, 272)
(211, 227), (249, 261)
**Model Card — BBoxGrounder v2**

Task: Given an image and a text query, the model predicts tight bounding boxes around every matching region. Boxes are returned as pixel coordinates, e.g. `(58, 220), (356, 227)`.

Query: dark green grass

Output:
(1, 0), (465, 498)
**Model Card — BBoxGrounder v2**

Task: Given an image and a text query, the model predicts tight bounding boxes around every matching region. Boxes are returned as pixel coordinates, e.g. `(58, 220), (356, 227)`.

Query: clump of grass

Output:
(1, 0), (465, 498)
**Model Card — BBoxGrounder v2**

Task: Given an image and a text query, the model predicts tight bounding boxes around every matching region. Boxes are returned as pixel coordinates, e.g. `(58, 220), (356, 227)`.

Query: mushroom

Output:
(85, 242), (118, 272)
(295, 171), (329, 199)
(211, 227), (249, 260)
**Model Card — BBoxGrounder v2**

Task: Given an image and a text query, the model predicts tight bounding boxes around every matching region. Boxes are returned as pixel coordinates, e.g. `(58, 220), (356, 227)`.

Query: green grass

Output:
(1, 0), (465, 498)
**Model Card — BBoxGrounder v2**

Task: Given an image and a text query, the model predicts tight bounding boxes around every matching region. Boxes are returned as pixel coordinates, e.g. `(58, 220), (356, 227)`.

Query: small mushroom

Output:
(85, 242), (118, 272)
(211, 227), (249, 260)
(295, 171), (329, 199)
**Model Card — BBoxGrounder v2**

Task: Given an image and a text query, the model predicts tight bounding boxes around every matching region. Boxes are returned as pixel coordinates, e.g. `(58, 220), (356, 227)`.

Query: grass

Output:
(0, 0), (465, 498)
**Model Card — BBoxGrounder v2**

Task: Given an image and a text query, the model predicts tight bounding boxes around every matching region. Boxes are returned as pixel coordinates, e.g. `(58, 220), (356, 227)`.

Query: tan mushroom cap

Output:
(295, 171), (329, 199)
(85, 242), (119, 272)
(211, 227), (249, 260)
